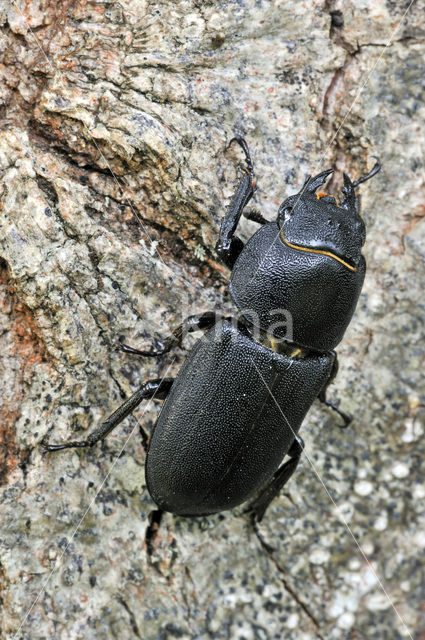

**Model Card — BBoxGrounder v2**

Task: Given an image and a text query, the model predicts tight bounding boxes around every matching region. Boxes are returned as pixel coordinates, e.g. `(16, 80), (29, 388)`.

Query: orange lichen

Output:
(0, 261), (49, 484)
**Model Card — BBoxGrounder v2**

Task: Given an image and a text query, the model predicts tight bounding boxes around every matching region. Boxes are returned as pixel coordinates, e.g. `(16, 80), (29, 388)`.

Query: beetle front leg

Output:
(41, 377), (175, 452)
(215, 137), (255, 269)
(118, 311), (220, 357)
(246, 435), (305, 523)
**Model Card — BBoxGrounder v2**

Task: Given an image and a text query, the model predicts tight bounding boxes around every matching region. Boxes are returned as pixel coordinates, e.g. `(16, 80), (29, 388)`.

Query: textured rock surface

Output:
(0, 1), (424, 638)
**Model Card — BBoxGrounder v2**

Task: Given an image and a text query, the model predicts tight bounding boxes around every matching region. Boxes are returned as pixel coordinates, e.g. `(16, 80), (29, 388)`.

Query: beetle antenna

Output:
(228, 137), (254, 175)
(351, 158), (381, 188)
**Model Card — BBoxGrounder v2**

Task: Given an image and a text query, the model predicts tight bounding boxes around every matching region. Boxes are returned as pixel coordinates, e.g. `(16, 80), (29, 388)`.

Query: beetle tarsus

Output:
(319, 396), (352, 429)
(118, 341), (165, 357)
(251, 517), (276, 553)
(41, 437), (96, 452)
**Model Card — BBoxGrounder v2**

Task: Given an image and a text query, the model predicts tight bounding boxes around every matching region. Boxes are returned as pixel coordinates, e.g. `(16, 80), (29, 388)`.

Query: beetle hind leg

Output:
(246, 435), (304, 523)
(41, 377), (175, 452)
(318, 351), (351, 428)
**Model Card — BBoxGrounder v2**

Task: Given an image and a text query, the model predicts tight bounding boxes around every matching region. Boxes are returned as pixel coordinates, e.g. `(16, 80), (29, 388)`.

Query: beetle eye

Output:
(282, 206), (293, 223)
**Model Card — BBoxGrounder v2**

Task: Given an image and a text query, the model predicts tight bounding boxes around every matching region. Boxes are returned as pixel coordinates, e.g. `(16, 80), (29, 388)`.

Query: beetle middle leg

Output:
(41, 377), (175, 452)
(118, 311), (220, 357)
(246, 435), (305, 523)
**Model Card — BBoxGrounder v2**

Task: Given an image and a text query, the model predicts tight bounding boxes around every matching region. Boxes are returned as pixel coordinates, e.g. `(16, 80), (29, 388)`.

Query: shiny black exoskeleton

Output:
(42, 139), (380, 522)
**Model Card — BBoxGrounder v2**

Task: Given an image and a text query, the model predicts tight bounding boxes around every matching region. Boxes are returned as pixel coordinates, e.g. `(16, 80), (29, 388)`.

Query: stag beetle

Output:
(42, 139), (380, 522)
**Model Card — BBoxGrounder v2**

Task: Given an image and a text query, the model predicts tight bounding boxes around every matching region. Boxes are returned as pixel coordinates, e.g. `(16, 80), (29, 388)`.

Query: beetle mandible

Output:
(42, 138), (380, 522)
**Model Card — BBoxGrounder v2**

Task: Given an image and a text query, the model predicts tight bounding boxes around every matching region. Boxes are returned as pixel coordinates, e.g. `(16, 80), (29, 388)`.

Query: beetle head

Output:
(277, 169), (367, 269)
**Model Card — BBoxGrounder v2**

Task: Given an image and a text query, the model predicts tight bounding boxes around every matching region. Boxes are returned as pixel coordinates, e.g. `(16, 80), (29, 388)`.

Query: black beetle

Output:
(42, 138), (380, 522)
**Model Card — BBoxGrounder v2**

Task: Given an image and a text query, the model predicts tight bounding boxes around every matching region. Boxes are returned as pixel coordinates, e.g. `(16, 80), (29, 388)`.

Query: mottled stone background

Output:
(0, 1), (424, 639)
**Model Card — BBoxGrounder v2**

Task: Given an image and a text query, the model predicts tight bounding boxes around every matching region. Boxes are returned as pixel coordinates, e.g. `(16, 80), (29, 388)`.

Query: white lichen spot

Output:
(286, 613), (299, 629)
(328, 600), (344, 618)
(309, 547), (330, 565)
(380, 469), (393, 482)
(337, 611), (355, 629)
(413, 531), (425, 548)
(365, 592), (392, 611)
(400, 581), (410, 592)
(149, 240), (159, 256)
(368, 292), (385, 314)
(391, 462), (409, 479)
(182, 12), (205, 37)
(71, 452), (80, 470)
(361, 541), (375, 557)
(209, 618), (221, 633)
(402, 417), (423, 443)
(328, 585), (359, 618)
(114, 456), (145, 493)
(321, 534), (334, 547)
(354, 480), (373, 496)
(48, 547), (58, 560)
(194, 244), (206, 261)
(349, 558), (361, 571)
(360, 566), (379, 597)
(373, 512), (388, 531)
(334, 501), (354, 522)
(262, 584), (276, 598)
(413, 484), (425, 500)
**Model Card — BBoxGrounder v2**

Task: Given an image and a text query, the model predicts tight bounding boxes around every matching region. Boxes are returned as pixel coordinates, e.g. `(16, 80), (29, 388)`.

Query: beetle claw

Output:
(39, 437), (50, 453)
(249, 515), (276, 553)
